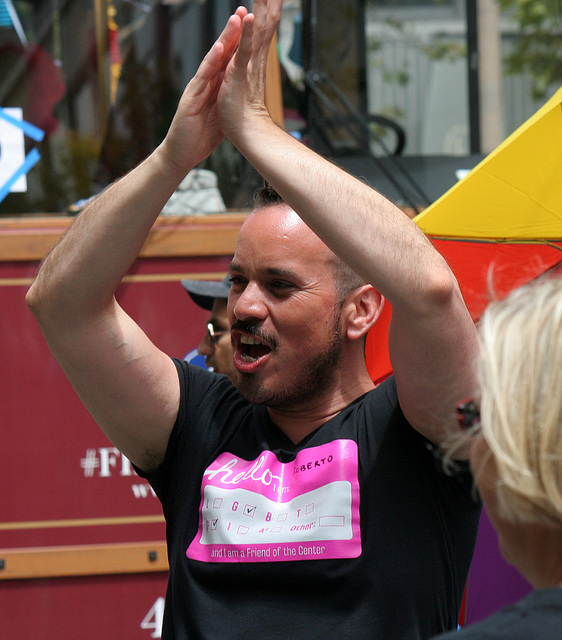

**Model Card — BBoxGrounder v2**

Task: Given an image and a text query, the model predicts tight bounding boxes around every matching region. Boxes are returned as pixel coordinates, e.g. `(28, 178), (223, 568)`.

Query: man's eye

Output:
(229, 276), (246, 287)
(271, 280), (293, 290)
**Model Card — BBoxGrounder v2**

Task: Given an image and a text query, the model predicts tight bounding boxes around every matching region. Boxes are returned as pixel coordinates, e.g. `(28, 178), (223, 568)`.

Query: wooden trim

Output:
(0, 271), (230, 288)
(0, 541), (168, 580)
(265, 33), (284, 128)
(0, 515), (165, 532)
(0, 212), (248, 262)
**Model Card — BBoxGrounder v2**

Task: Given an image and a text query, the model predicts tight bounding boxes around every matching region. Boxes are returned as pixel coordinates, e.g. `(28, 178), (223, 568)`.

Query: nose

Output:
(231, 282), (267, 322)
(197, 332), (214, 357)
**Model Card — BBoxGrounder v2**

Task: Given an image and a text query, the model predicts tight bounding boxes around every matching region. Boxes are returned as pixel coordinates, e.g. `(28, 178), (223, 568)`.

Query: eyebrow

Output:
(228, 263), (300, 280)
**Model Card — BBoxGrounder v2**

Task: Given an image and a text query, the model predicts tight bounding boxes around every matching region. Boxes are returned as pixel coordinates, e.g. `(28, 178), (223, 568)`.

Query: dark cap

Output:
(180, 275), (231, 311)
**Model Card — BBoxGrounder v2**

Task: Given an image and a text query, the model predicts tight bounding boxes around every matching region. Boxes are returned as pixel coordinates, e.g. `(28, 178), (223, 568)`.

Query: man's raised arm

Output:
(218, 0), (478, 451)
(26, 10), (247, 472)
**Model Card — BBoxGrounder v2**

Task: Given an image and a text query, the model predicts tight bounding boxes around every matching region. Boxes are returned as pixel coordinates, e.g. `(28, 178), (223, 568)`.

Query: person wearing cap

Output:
(180, 276), (236, 384)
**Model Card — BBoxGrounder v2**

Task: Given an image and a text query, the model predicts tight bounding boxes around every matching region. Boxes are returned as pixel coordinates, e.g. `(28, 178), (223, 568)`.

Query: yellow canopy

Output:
(415, 87), (562, 240)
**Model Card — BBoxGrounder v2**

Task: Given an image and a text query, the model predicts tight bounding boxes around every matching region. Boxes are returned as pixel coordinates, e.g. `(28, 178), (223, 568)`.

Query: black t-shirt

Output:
(432, 588), (562, 639)
(139, 360), (481, 640)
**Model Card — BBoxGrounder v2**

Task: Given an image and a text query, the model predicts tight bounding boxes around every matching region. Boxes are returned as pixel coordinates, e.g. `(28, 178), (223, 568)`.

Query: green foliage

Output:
(498, 0), (562, 98)
(422, 40), (467, 61)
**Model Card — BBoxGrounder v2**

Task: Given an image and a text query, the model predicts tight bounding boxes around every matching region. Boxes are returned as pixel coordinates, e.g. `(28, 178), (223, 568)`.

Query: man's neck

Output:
(267, 376), (375, 444)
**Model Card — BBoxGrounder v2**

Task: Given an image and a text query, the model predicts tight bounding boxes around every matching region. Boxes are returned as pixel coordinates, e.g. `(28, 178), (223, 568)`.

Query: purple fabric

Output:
(466, 509), (532, 624)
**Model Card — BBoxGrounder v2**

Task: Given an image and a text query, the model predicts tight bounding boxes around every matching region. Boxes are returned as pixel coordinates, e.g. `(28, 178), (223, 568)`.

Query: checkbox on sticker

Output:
(244, 504), (257, 517)
(319, 515), (346, 528)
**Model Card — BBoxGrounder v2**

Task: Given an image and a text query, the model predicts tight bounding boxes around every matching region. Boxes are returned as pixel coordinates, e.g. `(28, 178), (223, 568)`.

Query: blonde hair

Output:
(478, 275), (562, 526)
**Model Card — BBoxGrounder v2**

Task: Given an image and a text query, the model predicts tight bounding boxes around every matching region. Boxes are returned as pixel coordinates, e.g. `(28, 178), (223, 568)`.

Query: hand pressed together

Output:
(160, 0), (282, 178)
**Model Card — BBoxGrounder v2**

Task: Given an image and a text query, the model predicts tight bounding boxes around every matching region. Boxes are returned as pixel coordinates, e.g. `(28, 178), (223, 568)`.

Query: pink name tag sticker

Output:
(187, 439), (361, 562)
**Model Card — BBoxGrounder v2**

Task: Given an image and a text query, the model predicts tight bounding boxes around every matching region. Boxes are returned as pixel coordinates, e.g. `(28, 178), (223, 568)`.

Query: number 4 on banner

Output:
(141, 597), (165, 638)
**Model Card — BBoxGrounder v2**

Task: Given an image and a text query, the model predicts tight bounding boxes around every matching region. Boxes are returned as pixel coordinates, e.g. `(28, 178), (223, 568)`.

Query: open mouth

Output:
(230, 327), (275, 372)
(238, 334), (272, 364)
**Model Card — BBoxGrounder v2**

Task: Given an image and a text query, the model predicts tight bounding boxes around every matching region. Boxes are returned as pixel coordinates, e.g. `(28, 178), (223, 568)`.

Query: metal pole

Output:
(465, 0), (481, 154)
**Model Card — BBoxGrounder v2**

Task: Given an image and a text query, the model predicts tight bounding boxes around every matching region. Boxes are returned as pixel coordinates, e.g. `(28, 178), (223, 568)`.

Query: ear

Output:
(343, 285), (385, 341)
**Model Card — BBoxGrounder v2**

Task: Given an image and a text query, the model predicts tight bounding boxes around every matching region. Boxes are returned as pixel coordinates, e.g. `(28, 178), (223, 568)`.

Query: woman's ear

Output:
(344, 285), (385, 341)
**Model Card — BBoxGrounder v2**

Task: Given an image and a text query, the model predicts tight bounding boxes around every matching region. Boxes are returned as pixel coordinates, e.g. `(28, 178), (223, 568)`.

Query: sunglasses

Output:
(206, 322), (226, 346)
(456, 398), (481, 432)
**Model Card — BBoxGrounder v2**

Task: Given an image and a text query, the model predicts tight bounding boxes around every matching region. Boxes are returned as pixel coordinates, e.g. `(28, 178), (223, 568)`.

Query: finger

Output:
(269, 0), (283, 32)
(222, 7), (249, 63)
(251, 0), (268, 50)
(180, 44), (214, 102)
(244, 0), (281, 93)
(252, 0), (282, 50)
(234, 5), (249, 19)
(215, 11), (245, 65)
(190, 11), (243, 92)
(187, 41), (224, 98)
(232, 13), (255, 71)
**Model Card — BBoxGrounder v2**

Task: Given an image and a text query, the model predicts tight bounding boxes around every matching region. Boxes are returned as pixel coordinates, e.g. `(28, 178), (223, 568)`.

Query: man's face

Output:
(227, 205), (346, 409)
(197, 298), (237, 384)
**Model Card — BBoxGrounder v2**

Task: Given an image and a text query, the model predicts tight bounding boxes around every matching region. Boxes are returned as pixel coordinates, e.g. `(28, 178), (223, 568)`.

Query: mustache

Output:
(231, 319), (279, 350)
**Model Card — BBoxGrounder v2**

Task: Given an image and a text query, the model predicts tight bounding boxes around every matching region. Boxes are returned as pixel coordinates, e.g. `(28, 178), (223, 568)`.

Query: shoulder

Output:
(138, 360), (250, 489)
(332, 376), (413, 457)
(357, 376), (479, 503)
(174, 358), (241, 404)
(356, 375), (401, 415)
(355, 375), (410, 436)
(172, 358), (251, 431)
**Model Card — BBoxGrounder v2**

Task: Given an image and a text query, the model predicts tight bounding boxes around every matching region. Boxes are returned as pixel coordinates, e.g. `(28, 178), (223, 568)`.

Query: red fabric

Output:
(364, 240), (562, 383)
(430, 239), (562, 322)
(365, 301), (392, 384)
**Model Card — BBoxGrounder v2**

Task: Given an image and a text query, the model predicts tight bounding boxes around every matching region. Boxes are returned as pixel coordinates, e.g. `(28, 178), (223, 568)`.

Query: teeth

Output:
(240, 354), (258, 363)
(240, 335), (264, 346)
